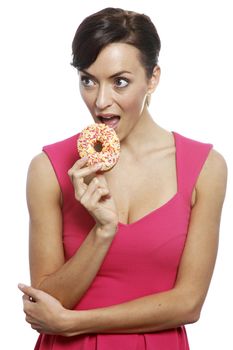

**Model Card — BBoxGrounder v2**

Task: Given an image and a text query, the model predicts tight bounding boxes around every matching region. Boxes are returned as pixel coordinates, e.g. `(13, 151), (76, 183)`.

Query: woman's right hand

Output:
(68, 157), (119, 234)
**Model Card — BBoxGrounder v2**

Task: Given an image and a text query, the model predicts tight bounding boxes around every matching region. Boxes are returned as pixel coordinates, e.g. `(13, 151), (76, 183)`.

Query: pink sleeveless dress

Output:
(34, 131), (213, 350)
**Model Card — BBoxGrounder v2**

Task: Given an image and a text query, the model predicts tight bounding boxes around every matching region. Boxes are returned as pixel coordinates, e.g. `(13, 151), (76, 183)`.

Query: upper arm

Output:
(27, 152), (65, 287)
(174, 148), (227, 315)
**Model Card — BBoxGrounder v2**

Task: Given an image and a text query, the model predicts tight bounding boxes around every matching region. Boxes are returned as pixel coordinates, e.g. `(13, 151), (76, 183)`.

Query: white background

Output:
(1, 0), (232, 349)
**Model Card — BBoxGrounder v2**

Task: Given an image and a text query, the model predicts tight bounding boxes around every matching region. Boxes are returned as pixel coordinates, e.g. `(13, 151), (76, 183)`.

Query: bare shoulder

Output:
(28, 152), (55, 177)
(27, 152), (61, 210)
(196, 148), (228, 205)
(203, 148), (227, 176)
(28, 152), (59, 186)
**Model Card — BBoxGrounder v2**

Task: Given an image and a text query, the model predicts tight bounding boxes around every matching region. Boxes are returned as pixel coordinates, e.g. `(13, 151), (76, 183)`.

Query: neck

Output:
(120, 110), (162, 158)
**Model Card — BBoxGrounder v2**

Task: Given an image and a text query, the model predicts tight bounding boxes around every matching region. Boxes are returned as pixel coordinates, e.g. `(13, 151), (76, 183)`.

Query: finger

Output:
(22, 293), (36, 304)
(75, 156), (89, 166)
(89, 187), (110, 208)
(68, 155), (100, 178)
(29, 319), (41, 332)
(23, 298), (34, 315)
(81, 177), (100, 200)
(67, 157), (88, 182)
(95, 173), (109, 186)
(31, 324), (41, 332)
(68, 163), (102, 183)
(72, 165), (103, 200)
(18, 283), (39, 302)
(71, 156), (89, 170)
(22, 294), (32, 303)
(79, 177), (102, 205)
(90, 175), (111, 202)
(25, 314), (34, 324)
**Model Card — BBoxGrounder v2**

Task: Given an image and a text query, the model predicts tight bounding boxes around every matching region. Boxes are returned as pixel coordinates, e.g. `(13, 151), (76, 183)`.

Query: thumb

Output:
(96, 173), (108, 187)
(18, 283), (39, 302)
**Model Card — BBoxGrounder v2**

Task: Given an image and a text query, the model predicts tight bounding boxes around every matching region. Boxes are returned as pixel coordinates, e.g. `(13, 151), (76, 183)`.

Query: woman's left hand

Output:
(18, 284), (68, 335)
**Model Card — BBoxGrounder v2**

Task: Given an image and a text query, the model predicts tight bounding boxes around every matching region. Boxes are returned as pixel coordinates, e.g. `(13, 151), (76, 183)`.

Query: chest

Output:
(105, 146), (178, 225)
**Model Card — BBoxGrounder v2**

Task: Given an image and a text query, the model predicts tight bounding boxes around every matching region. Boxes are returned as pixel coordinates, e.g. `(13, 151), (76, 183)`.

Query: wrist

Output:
(61, 310), (92, 337)
(60, 309), (77, 337)
(95, 223), (118, 240)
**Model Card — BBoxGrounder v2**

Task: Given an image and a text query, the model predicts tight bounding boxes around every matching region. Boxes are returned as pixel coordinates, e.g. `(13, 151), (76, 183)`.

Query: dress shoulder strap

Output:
(174, 132), (213, 201)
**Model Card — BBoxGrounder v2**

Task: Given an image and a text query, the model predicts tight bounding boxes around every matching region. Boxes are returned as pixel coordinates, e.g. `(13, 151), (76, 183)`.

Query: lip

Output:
(96, 114), (120, 130)
(97, 113), (120, 119)
(96, 113), (121, 129)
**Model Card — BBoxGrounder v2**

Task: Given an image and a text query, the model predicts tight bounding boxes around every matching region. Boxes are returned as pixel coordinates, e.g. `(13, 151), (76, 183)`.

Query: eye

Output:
(80, 76), (95, 88)
(114, 77), (129, 88)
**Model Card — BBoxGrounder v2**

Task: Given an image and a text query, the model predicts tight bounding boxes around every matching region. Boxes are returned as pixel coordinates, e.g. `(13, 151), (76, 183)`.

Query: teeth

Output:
(99, 116), (120, 122)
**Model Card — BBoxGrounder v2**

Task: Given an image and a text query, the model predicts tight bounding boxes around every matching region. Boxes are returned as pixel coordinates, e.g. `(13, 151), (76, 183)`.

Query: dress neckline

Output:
(118, 131), (179, 227)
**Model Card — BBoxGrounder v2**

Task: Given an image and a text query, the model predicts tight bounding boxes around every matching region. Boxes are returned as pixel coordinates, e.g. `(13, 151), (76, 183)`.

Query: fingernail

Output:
(18, 283), (26, 289)
(92, 165), (101, 171)
(82, 156), (88, 161)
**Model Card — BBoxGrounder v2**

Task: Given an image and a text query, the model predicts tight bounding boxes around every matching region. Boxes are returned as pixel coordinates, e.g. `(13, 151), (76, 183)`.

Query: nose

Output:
(95, 84), (113, 110)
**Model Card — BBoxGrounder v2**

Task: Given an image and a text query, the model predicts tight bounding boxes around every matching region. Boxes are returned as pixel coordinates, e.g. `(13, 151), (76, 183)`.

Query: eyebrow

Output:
(80, 69), (132, 80)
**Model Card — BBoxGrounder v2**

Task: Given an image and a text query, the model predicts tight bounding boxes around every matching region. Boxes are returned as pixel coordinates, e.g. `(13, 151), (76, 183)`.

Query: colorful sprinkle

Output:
(77, 123), (120, 171)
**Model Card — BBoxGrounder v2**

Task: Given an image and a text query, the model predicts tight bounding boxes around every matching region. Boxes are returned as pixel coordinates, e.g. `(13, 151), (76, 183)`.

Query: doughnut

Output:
(77, 123), (120, 171)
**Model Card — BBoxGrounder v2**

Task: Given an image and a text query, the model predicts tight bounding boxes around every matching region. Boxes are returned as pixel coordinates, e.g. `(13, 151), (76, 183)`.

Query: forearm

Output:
(64, 288), (199, 336)
(36, 224), (116, 309)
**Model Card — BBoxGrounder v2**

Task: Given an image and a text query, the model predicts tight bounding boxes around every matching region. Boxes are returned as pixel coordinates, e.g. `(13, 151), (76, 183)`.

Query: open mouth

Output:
(97, 115), (121, 129)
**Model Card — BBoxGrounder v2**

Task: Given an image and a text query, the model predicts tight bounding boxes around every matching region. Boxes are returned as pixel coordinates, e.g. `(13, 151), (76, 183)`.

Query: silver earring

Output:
(146, 94), (151, 107)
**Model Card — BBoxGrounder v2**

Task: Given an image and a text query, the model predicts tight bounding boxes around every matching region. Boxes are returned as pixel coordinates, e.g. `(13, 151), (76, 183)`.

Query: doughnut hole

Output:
(94, 141), (103, 152)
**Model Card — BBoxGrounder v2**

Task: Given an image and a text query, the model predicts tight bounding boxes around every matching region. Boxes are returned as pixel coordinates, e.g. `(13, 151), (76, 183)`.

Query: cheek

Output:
(80, 89), (95, 110)
(121, 87), (147, 112)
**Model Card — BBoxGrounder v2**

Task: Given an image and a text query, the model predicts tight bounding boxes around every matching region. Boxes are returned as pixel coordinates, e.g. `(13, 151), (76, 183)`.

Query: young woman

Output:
(19, 7), (227, 350)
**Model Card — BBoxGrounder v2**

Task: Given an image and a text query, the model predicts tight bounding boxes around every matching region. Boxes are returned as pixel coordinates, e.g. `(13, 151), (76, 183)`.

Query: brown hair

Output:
(71, 7), (161, 78)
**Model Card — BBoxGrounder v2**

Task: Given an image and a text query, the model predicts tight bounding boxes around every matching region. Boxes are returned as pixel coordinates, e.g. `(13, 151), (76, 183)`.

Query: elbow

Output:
(184, 300), (202, 325)
(186, 307), (201, 324)
(33, 278), (52, 295)
(34, 280), (78, 310)
(175, 288), (203, 325)
(33, 279), (65, 307)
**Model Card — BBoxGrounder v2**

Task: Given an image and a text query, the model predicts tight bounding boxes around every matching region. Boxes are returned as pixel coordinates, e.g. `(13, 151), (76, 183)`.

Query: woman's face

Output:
(78, 43), (160, 140)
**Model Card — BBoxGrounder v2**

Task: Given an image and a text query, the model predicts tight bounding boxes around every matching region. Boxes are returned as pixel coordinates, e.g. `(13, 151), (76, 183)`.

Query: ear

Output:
(147, 65), (161, 94)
